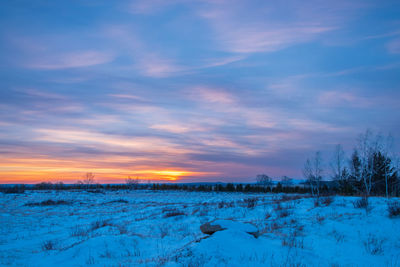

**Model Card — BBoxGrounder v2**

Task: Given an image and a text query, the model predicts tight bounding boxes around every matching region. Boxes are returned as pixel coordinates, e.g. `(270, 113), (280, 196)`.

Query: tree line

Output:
(302, 130), (399, 198)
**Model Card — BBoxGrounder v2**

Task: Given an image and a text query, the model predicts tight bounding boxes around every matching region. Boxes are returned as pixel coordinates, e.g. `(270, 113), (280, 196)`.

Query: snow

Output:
(0, 190), (399, 266)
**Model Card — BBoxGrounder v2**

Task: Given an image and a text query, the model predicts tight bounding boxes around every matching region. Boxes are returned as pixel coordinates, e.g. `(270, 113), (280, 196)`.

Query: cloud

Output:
(190, 86), (237, 104)
(318, 91), (372, 108)
(103, 25), (187, 78)
(34, 128), (191, 155)
(104, 25), (244, 77)
(387, 38), (400, 54)
(150, 124), (191, 134)
(363, 30), (400, 40)
(137, 53), (185, 78)
(109, 94), (144, 101)
(196, 1), (360, 53)
(126, 0), (183, 14)
(25, 50), (114, 69)
(200, 55), (245, 68)
(213, 25), (334, 53)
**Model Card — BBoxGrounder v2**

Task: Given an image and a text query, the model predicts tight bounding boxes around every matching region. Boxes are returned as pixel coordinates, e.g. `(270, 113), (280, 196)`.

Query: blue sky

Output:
(0, 0), (399, 183)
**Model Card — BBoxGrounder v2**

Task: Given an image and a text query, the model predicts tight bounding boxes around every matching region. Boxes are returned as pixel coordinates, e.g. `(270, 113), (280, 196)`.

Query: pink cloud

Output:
(138, 53), (185, 78)
(200, 55), (245, 68)
(109, 94), (143, 100)
(214, 26), (335, 53)
(197, 1), (363, 53)
(191, 86), (237, 104)
(104, 25), (187, 77)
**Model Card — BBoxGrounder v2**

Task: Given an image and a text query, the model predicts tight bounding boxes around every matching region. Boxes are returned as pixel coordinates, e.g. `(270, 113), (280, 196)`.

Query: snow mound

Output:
(201, 219), (259, 238)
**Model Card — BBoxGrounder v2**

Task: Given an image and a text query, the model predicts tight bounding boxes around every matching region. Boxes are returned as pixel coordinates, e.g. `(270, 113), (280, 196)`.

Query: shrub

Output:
(275, 195), (303, 203)
(218, 201), (235, 208)
(282, 233), (304, 248)
(91, 219), (113, 231)
(159, 224), (169, 238)
(331, 230), (345, 243)
(266, 221), (283, 233)
(163, 210), (185, 218)
(1, 185), (25, 194)
(117, 224), (128, 234)
(353, 197), (369, 209)
(87, 189), (103, 194)
(296, 224), (304, 233)
(70, 226), (88, 237)
(315, 214), (325, 224)
(387, 201), (400, 218)
(243, 197), (257, 208)
(106, 199), (128, 204)
(321, 196), (334, 206)
(278, 209), (292, 218)
(25, 199), (71, 206)
(363, 234), (384, 255)
(42, 240), (56, 251)
(199, 208), (209, 216)
(273, 202), (283, 211)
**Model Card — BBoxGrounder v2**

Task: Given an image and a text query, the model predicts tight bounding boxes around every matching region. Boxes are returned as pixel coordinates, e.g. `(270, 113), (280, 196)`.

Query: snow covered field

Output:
(1, 190), (399, 266)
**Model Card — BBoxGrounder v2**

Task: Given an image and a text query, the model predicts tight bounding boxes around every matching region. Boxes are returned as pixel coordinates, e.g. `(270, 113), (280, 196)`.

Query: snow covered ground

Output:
(0, 190), (399, 266)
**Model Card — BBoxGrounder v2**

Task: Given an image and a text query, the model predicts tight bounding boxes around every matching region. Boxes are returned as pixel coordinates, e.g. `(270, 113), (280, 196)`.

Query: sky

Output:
(0, 0), (400, 184)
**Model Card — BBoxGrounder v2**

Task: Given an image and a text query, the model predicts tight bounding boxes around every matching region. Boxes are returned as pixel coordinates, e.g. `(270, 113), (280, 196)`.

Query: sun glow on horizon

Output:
(0, 156), (212, 183)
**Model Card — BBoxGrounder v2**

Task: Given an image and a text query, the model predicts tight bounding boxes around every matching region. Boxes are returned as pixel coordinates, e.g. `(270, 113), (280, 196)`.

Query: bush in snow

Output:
(163, 209), (185, 218)
(321, 196), (334, 206)
(106, 199), (128, 204)
(41, 240), (56, 251)
(330, 229), (345, 243)
(363, 234), (384, 255)
(315, 214), (326, 224)
(243, 197), (258, 208)
(353, 197), (369, 209)
(278, 209), (292, 218)
(25, 199), (71, 206)
(387, 201), (400, 218)
(91, 219), (113, 231)
(70, 226), (88, 237)
(1, 185), (25, 194)
(117, 224), (128, 234)
(159, 224), (170, 238)
(281, 230), (304, 248)
(218, 201), (235, 208)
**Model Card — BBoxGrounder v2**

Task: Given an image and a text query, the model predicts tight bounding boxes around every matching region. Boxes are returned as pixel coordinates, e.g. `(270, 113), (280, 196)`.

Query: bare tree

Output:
(394, 156), (400, 196)
(331, 144), (346, 181)
(303, 159), (314, 194)
(383, 134), (394, 198)
(303, 151), (323, 198)
(80, 172), (95, 189)
(126, 176), (139, 190)
(256, 174), (273, 188)
(357, 129), (380, 197)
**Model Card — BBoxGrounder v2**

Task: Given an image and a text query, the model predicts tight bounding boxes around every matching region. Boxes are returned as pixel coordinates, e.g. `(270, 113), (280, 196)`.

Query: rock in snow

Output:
(200, 219), (259, 238)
